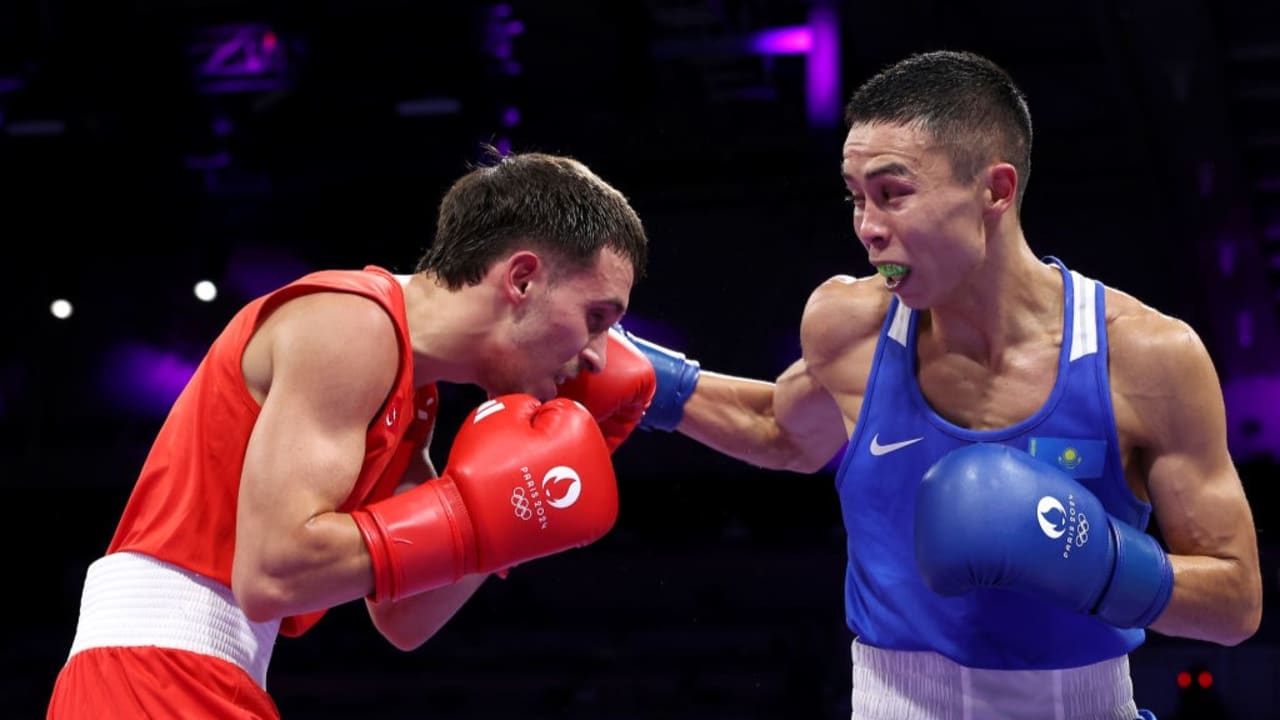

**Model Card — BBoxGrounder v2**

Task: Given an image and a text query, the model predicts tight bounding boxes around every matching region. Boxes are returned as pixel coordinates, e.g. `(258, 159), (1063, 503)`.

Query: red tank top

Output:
(106, 265), (439, 637)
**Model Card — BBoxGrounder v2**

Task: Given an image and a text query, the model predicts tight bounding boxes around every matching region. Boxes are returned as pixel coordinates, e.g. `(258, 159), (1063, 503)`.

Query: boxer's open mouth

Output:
(876, 263), (910, 290)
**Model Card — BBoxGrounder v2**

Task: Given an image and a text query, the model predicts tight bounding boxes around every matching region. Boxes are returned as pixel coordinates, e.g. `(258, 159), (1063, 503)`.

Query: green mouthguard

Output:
(877, 263), (908, 278)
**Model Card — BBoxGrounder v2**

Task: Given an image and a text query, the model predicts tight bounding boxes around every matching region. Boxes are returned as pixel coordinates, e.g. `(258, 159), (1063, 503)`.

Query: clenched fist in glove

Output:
(352, 394), (618, 602)
(556, 325), (657, 452)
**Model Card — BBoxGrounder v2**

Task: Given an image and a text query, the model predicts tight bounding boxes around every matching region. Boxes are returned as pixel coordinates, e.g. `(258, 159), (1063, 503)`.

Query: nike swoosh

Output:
(869, 434), (924, 456)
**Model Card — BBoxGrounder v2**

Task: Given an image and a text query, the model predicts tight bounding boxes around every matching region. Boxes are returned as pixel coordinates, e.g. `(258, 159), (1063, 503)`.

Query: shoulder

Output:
(800, 273), (892, 364)
(297, 266), (401, 304)
(1105, 287), (1213, 376)
(1104, 287), (1223, 437)
(266, 290), (401, 380)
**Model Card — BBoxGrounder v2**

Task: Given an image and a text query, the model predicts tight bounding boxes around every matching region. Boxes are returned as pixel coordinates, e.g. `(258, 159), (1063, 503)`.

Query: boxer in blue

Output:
(602, 50), (1262, 718)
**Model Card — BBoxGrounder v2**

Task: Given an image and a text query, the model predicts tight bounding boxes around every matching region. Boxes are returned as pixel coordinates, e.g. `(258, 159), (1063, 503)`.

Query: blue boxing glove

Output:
(613, 325), (700, 432)
(914, 443), (1173, 629)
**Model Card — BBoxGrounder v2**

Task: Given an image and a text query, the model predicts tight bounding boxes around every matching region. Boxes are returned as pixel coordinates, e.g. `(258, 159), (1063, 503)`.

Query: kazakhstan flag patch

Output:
(1028, 437), (1106, 479)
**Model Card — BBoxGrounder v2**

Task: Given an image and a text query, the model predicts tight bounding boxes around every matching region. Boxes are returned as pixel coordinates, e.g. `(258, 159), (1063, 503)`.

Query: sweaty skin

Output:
(668, 119), (1261, 647)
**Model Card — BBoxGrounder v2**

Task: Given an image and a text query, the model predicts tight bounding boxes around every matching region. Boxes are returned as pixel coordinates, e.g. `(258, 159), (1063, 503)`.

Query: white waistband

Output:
(850, 640), (1138, 720)
(68, 552), (280, 690)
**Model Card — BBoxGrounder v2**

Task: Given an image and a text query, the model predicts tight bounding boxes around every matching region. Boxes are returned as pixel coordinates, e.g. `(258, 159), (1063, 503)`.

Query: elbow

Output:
(770, 434), (835, 474)
(371, 603), (437, 652)
(786, 455), (829, 475)
(232, 570), (298, 623)
(382, 631), (426, 653)
(1214, 615), (1260, 647)
(378, 609), (434, 652)
(1221, 592), (1263, 647)
(235, 586), (292, 624)
(1212, 574), (1264, 647)
(775, 425), (844, 475)
(783, 444), (839, 474)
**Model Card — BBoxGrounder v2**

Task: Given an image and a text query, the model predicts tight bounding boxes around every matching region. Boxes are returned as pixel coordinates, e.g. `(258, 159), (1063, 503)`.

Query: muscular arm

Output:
(1113, 310), (1263, 645)
(233, 292), (402, 621)
(676, 274), (881, 473)
(676, 369), (828, 471)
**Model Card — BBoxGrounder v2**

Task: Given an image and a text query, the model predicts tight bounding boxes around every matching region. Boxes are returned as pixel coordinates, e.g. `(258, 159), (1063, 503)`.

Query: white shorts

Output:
(849, 639), (1140, 720)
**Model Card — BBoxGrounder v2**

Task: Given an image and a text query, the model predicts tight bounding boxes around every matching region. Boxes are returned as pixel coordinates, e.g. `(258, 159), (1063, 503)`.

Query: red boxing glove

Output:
(352, 394), (618, 603)
(557, 326), (657, 452)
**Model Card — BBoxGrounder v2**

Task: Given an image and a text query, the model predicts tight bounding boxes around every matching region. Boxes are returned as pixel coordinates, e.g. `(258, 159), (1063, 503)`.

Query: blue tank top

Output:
(834, 257), (1151, 670)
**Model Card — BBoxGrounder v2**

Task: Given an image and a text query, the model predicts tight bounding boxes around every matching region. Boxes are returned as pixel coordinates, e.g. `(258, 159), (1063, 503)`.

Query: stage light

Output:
(50, 299), (73, 320)
(191, 23), (293, 95)
(194, 280), (218, 302)
(750, 27), (812, 55)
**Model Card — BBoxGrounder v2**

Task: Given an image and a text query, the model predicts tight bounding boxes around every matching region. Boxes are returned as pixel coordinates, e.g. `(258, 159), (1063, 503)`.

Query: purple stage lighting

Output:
(484, 4), (525, 76)
(1223, 374), (1280, 460)
(1237, 310), (1254, 349)
(191, 23), (292, 94)
(183, 151), (231, 172)
(746, 7), (842, 129)
(211, 116), (234, 137)
(482, 4), (523, 157)
(805, 4), (841, 129)
(615, 314), (688, 354)
(100, 343), (198, 417)
(224, 245), (315, 301)
(750, 26), (812, 55)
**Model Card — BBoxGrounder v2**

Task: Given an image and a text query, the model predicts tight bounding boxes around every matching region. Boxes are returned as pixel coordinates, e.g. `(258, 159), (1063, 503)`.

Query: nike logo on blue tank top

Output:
(869, 434), (925, 456)
(833, 257), (1153, 670)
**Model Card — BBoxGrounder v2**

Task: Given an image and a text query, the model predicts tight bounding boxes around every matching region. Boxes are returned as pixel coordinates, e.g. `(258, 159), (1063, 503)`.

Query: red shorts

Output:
(47, 646), (280, 719)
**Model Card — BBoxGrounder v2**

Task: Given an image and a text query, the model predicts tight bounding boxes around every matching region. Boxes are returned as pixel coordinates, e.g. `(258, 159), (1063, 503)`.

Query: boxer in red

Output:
(48, 149), (656, 719)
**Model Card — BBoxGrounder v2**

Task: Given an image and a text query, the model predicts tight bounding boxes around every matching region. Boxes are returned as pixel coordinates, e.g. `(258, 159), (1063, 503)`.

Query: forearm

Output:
(368, 573), (488, 651)
(627, 328), (844, 471)
(234, 511), (382, 622)
(676, 371), (800, 470)
(1148, 554), (1262, 645)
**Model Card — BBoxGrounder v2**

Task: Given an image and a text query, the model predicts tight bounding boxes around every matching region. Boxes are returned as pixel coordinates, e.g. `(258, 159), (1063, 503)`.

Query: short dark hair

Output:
(844, 50), (1033, 207)
(417, 148), (649, 288)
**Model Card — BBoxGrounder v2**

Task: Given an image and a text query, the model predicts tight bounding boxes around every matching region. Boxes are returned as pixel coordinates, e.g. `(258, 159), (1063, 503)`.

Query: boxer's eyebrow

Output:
(865, 162), (912, 181)
(841, 161), (912, 185)
(596, 299), (625, 315)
